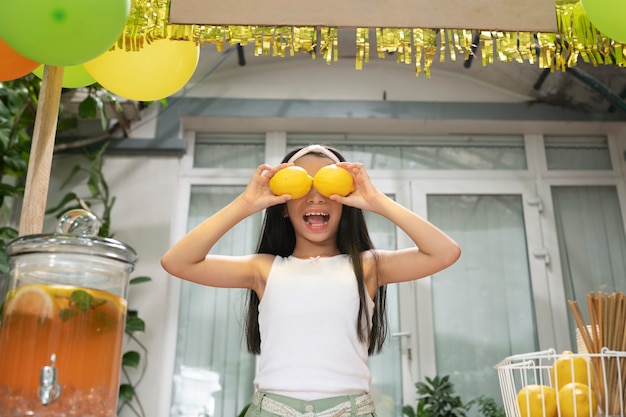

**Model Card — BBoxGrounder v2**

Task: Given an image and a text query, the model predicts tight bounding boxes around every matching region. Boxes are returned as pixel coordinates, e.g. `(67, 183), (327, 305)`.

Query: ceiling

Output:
(187, 29), (626, 116)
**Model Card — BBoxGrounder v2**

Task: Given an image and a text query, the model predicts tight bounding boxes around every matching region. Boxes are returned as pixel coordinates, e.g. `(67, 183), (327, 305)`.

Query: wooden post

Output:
(18, 65), (65, 236)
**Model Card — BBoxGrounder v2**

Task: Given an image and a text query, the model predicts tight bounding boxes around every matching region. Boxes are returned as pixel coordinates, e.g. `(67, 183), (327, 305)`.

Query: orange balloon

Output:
(0, 38), (40, 81)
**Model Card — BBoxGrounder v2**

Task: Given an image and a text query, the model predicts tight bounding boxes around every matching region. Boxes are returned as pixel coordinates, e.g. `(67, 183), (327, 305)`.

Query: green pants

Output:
(245, 392), (377, 417)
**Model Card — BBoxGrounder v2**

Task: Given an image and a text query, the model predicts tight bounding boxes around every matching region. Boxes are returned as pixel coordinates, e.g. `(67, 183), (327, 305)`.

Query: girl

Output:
(161, 144), (461, 417)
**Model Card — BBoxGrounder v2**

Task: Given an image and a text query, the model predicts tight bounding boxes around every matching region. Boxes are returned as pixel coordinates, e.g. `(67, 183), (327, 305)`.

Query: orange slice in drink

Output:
(4, 285), (54, 320)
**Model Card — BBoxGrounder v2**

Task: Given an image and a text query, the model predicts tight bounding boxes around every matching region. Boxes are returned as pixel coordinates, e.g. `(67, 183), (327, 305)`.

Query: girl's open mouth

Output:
(303, 212), (330, 230)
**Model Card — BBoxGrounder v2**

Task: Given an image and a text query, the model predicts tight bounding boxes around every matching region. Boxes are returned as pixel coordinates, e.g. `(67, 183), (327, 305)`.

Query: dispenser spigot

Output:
(38, 353), (62, 405)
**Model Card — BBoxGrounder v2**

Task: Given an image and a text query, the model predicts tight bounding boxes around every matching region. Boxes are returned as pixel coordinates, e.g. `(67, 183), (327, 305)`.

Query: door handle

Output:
(532, 248), (551, 265)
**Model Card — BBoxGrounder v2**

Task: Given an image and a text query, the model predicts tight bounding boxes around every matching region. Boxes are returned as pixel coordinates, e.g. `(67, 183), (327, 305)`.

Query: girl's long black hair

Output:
(244, 145), (388, 355)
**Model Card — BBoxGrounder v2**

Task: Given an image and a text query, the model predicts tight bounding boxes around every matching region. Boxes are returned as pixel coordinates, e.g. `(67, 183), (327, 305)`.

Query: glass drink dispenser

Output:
(0, 210), (138, 416)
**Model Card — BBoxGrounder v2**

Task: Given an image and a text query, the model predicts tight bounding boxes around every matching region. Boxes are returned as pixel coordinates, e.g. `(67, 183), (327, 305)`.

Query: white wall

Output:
(106, 156), (180, 417)
(182, 50), (532, 103)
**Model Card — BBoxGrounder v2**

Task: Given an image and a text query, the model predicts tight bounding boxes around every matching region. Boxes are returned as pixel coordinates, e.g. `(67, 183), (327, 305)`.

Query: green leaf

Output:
(0, 183), (24, 198)
(2, 156), (27, 177)
(237, 404), (251, 417)
(130, 276), (152, 285)
(402, 405), (417, 417)
(0, 251), (9, 274)
(0, 226), (18, 240)
(60, 165), (82, 190)
(56, 117), (78, 133)
(98, 97), (108, 131)
(87, 174), (102, 197)
(125, 316), (145, 332)
(119, 383), (135, 402)
(44, 192), (79, 215)
(59, 308), (77, 321)
(78, 95), (98, 119)
(122, 350), (141, 368)
(70, 289), (96, 311)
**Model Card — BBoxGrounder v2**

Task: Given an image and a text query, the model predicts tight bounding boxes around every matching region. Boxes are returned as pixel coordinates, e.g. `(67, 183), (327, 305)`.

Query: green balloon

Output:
(0, 0), (130, 66)
(581, 0), (626, 43)
(32, 64), (96, 88)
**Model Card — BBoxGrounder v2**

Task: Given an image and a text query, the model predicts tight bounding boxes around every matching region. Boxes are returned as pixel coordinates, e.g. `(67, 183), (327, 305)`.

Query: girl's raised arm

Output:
(333, 162), (461, 285)
(160, 164), (291, 289)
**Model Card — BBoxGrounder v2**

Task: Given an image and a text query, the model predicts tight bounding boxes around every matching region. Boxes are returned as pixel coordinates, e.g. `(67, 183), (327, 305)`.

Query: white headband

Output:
(287, 145), (340, 164)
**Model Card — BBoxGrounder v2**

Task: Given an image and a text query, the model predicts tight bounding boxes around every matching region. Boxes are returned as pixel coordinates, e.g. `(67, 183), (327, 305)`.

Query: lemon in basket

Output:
(313, 165), (354, 197)
(557, 382), (597, 417)
(551, 351), (591, 391)
(517, 385), (557, 417)
(269, 166), (313, 199)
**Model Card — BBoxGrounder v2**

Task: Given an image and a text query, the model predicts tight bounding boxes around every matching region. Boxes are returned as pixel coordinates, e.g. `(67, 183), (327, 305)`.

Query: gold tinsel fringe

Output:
(122, 0), (626, 77)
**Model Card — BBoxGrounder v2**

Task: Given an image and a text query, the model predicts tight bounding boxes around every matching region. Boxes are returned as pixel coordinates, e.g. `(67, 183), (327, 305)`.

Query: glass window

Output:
(171, 185), (260, 417)
(429, 194), (537, 404)
(544, 135), (612, 170)
(552, 186), (626, 347)
(288, 134), (527, 170)
(194, 133), (265, 168)
(364, 208), (403, 417)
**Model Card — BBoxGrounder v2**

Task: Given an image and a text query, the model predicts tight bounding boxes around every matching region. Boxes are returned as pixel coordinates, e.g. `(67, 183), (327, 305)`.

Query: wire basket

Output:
(495, 348), (626, 417)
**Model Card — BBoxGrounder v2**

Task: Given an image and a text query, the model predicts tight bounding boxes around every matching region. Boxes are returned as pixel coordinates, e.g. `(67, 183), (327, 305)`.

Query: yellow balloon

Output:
(83, 39), (199, 101)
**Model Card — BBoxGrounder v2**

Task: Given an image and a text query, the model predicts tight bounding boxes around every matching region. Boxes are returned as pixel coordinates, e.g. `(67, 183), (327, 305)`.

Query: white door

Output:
(369, 177), (559, 414)
(362, 181), (410, 417)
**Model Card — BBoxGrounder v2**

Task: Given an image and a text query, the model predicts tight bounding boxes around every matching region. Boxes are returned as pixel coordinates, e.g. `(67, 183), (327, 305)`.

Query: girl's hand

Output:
(239, 163), (292, 212)
(331, 162), (386, 212)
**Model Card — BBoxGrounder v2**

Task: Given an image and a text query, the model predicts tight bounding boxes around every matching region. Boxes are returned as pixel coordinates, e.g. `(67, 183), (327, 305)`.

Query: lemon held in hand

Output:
(313, 165), (354, 197)
(269, 166), (313, 199)
(517, 385), (557, 417)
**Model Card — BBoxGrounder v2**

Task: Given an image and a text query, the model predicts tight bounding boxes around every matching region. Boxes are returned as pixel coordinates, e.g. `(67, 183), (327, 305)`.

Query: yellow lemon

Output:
(517, 385), (558, 417)
(313, 165), (354, 197)
(552, 351), (591, 391)
(269, 166), (313, 199)
(4, 285), (54, 320)
(558, 383), (597, 417)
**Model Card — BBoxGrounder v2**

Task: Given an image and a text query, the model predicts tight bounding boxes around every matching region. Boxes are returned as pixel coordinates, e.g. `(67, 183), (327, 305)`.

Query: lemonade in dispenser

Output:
(0, 210), (138, 416)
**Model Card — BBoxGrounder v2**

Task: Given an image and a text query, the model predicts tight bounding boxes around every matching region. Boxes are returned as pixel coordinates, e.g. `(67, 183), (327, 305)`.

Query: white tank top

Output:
(254, 255), (375, 400)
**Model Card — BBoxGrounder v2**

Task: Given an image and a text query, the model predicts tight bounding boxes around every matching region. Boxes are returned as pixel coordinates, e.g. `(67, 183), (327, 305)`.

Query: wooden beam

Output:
(169, 0), (558, 32)
(19, 65), (64, 236)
